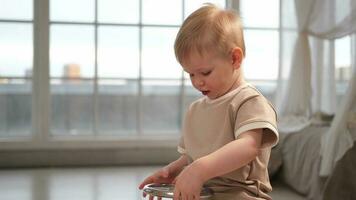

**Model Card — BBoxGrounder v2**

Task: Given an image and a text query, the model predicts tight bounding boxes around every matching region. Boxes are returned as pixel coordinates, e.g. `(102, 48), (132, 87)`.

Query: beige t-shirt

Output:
(178, 84), (279, 200)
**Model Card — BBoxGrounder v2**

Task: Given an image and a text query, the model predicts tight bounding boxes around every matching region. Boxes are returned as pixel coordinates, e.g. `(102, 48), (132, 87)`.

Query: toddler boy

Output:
(139, 4), (278, 200)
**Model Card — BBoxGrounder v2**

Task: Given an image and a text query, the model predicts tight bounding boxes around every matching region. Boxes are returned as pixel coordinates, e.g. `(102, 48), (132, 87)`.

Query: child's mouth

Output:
(202, 91), (209, 95)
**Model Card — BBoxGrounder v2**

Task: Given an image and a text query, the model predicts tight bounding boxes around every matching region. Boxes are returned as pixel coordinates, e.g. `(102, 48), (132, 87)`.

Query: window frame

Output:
(0, 0), (282, 152)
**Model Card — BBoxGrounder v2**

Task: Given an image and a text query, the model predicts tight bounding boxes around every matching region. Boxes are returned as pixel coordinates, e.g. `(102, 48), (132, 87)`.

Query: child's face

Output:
(182, 50), (239, 99)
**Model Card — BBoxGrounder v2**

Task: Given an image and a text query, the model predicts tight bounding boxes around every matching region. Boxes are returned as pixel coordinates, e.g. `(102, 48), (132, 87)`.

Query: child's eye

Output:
(189, 73), (194, 77)
(202, 71), (212, 76)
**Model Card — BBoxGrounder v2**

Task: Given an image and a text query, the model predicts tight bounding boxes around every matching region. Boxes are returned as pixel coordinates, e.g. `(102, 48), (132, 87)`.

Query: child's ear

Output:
(231, 47), (243, 69)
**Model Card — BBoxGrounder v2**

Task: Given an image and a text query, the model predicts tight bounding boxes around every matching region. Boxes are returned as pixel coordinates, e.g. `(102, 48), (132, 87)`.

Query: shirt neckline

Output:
(204, 83), (250, 104)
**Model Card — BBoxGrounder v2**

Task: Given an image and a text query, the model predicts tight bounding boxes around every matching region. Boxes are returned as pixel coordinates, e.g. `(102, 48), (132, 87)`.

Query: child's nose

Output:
(195, 78), (204, 87)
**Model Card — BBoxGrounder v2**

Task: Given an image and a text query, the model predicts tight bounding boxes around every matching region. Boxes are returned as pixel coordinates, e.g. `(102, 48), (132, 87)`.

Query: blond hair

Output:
(174, 3), (245, 64)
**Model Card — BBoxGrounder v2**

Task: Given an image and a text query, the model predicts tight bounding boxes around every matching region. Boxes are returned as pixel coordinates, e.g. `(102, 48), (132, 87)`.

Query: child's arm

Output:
(138, 154), (189, 189)
(195, 128), (262, 179)
(173, 129), (263, 200)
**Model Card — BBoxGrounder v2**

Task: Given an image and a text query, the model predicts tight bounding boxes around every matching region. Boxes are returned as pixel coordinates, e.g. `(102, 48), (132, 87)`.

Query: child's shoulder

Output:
(232, 85), (276, 114)
(230, 84), (261, 105)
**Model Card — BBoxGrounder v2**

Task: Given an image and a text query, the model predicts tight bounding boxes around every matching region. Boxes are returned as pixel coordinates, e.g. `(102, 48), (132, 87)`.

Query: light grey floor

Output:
(0, 166), (306, 200)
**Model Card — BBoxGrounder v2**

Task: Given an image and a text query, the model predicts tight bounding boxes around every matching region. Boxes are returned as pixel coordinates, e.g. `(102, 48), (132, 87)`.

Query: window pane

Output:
(184, 0), (226, 18)
(50, 0), (95, 22)
(97, 79), (138, 135)
(142, 80), (181, 134)
(98, 26), (139, 78)
(50, 25), (95, 78)
(0, 79), (32, 137)
(0, 23), (33, 77)
(335, 36), (351, 82)
(0, 0), (33, 20)
(253, 80), (277, 103)
(0, 23), (32, 138)
(240, 0), (279, 28)
(244, 30), (279, 80)
(335, 36), (351, 100)
(142, 27), (181, 79)
(98, 0), (139, 24)
(142, 0), (182, 25)
(51, 79), (94, 136)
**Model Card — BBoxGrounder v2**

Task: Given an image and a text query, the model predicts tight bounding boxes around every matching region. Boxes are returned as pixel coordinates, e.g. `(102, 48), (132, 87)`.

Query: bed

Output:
(269, 124), (356, 200)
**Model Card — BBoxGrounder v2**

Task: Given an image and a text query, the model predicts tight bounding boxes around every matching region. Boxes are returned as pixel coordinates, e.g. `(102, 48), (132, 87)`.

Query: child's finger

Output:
(161, 167), (170, 178)
(194, 193), (199, 200)
(182, 193), (188, 200)
(139, 176), (154, 189)
(173, 187), (180, 200)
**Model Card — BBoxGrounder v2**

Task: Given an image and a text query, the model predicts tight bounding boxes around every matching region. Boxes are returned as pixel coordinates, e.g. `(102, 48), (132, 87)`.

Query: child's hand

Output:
(139, 167), (176, 200)
(173, 163), (205, 200)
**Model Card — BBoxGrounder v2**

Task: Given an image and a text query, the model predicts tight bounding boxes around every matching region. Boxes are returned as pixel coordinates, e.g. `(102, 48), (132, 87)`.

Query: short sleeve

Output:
(234, 96), (279, 148)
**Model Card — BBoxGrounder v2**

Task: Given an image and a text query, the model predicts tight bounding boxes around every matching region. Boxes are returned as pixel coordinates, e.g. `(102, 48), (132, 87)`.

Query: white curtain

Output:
(310, 38), (336, 115)
(278, 0), (356, 176)
(320, 35), (356, 176)
(277, 0), (313, 132)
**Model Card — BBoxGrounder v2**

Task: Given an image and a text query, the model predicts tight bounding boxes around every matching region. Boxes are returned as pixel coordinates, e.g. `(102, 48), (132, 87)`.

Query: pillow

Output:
(280, 125), (328, 197)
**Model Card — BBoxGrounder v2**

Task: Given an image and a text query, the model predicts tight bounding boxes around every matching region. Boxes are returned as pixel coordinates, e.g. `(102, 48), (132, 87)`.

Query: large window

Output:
(0, 0), (33, 137)
(48, 0), (226, 137)
(0, 0), (282, 142)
